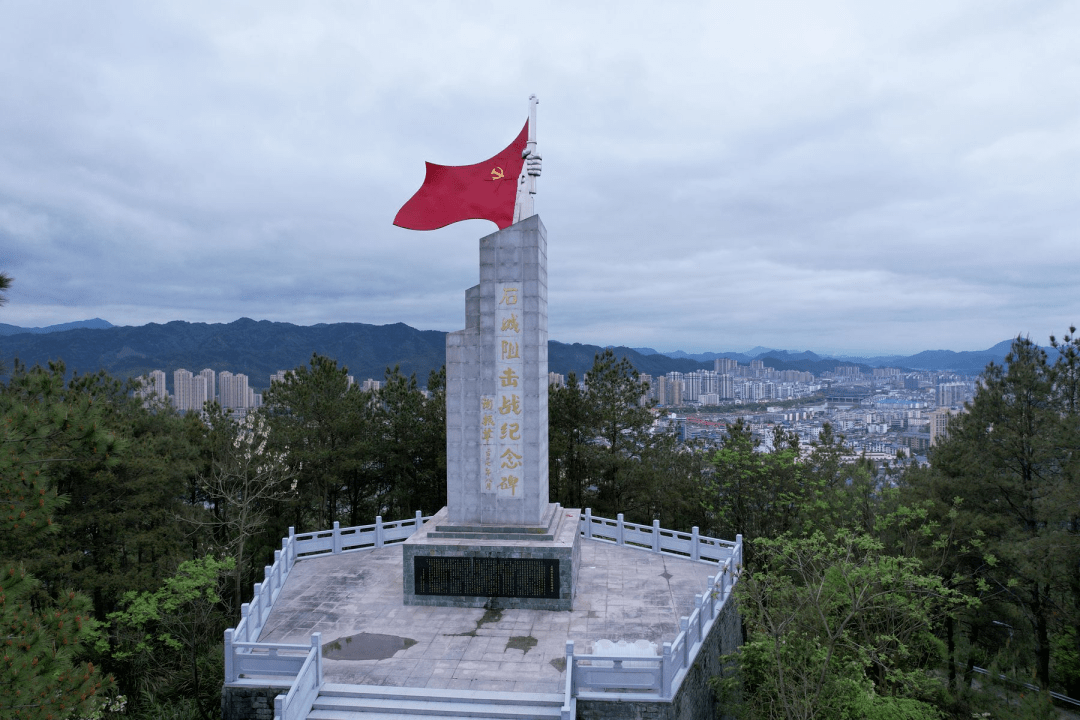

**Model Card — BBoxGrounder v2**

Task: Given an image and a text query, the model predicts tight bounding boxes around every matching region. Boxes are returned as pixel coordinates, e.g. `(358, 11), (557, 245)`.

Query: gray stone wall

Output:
(577, 597), (741, 720)
(220, 684), (289, 720)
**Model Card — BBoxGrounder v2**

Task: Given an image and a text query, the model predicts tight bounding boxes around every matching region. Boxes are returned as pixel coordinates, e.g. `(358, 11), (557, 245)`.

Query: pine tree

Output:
(1, 362), (119, 718)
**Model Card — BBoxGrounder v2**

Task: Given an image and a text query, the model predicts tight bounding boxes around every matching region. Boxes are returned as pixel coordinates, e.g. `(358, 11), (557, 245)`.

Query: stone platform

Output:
(256, 538), (717, 694)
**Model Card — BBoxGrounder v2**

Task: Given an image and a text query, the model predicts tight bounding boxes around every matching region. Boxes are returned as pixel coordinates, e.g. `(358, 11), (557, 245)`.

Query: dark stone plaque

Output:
(413, 556), (560, 599)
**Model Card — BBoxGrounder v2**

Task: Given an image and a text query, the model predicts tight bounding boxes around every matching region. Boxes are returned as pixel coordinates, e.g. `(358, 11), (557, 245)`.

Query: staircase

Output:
(307, 683), (566, 720)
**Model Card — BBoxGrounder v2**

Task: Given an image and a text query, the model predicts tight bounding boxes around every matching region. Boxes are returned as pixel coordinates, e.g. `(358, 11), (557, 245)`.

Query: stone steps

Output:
(306, 683), (564, 719)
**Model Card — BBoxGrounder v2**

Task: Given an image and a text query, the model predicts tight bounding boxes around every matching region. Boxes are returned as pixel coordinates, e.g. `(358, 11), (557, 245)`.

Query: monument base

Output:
(403, 506), (581, 611)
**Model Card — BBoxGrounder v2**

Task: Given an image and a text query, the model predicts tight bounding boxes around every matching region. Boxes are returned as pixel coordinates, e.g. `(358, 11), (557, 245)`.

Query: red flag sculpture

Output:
(394, 120), (531, 231)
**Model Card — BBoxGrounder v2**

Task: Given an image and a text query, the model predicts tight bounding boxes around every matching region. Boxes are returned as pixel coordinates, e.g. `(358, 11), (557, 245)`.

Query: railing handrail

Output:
(579, 509), (741, 565)
(231, 641), (311, 651)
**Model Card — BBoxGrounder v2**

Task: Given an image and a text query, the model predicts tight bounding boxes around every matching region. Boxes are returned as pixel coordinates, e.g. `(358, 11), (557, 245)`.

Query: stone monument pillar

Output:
(402, 214), (580, 610)
(446, 213), (550, 527)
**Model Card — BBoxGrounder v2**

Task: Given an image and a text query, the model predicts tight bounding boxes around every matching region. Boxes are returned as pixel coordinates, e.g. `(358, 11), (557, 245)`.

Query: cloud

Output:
(0, 1), (1077, 355)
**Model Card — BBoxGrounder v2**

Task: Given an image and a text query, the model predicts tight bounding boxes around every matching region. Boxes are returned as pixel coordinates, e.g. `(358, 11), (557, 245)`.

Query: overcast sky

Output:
(1, 2), (1077, 355)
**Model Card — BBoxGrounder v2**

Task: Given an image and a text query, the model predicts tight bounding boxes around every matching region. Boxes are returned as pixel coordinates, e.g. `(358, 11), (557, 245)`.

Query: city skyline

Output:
(1, 3), (1077, 356)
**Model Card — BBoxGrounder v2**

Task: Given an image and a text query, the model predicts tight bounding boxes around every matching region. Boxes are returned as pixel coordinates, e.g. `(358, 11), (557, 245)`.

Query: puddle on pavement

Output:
(322, 632), (417, 661)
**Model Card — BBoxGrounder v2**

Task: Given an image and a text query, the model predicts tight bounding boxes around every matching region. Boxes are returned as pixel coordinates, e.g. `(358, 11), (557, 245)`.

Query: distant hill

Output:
(634, 340), (1029, 373)
(0, 318), (1032, 389)
(0, 318), (114, 336)
(0, 319), (721, 392)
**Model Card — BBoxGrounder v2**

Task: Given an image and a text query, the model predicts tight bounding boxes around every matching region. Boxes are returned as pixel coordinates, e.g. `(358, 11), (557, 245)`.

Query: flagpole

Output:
(515, 95), (540, 223)
(526, 94), (539, 215)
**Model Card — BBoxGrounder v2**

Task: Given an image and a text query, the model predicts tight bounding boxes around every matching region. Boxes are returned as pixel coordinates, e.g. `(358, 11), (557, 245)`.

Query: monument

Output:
(393, 97), (580, 610)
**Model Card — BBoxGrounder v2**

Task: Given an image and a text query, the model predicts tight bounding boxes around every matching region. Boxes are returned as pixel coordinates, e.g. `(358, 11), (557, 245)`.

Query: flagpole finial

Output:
(515, 95), (541, 223)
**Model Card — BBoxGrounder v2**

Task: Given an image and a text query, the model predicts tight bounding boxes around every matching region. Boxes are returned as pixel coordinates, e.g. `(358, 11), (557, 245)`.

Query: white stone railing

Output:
(224, 513), (433, 720)
(572, 512), (742, 700)
(274, 635), (322, 720)
(579, 508), (740, 565)
(224, 510), (740, 712)
(292, 511), (429, 558)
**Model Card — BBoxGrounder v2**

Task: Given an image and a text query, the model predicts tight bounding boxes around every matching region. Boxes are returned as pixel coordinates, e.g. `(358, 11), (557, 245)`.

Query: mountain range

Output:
(0, 318), (1022, 392)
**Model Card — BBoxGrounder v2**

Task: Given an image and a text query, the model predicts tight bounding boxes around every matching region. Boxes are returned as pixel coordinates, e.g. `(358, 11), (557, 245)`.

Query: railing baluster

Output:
(332, 521), (341, 554)
(585, 508), (593, 539)
(617, 513), (625, 546)
(652, 519), (660, 552)
(691, 526), (700, 561)
(312, 632), (323, 685)
(375, 516), (384, 548)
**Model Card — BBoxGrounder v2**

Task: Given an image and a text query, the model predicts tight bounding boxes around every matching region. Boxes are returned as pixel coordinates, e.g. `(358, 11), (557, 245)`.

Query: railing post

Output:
(736, 534), (744, 568)
(652, 519), (661, 552)
(224, 628), (235, 682)
(281, 536), (290, 573)
(415, 509), (422, 532)
(695, 594), (704, 643)
(585, 508), (592, 539)
(691, 526), (700, 562)
(274, 695), (284, 720)
(274, 550), (282, 589)
(288, 526), (296, 566)
(375, 515), (384, 548)
(566, 640), (575, 693)
(332, 521), (341, 554)
(680, 617), (690, 666)
(252, 582), (263, 628)
(312, 632), (323, 685)
(662, 642), (673, 698)
(239, 603), (250, 642)
(617, 513), (625, 546)
(264, 565), (274, 600)
(706, 579), (715, 620)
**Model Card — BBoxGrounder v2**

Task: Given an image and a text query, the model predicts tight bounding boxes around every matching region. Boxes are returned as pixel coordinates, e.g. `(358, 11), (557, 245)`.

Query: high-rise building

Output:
(173, 369), (194, 410)
(637, 374), (652, 405)
(270, 370), (289, 386)
(192, 375), (208, 410)
(930, 408), (956, 446)
(219, 371), (234, 407)
(361, 379), (382, 393)
(549, 372), (566, 388)
(198, 369), (215, 404)
(719, 374), (734, 400)
(937, 382), (965, 407)
(715, 358), (737, 374)
(137, 370), (168, 406)
(219, 372), (251, 409)
(683, 372), (701, 402)
(655, 375), (668, 406)
(665, 372), (685, 405)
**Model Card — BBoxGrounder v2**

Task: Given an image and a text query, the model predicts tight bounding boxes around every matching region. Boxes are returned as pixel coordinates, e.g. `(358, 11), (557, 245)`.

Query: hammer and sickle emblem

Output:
(490, 166), (505, 181)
